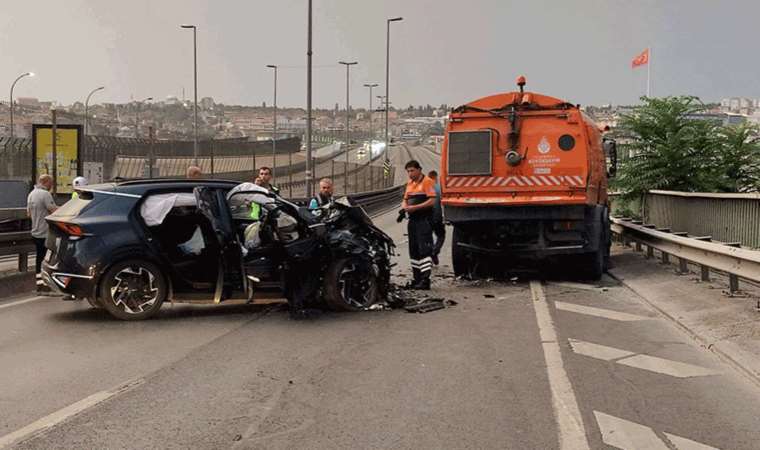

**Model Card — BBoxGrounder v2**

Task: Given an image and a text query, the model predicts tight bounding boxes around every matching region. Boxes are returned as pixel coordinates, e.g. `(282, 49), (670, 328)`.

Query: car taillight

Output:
(53, 221), (85, 237)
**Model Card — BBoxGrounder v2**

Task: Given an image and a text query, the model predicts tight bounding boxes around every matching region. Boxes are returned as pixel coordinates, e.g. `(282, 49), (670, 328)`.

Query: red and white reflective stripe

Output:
(446, 175), (586, 187)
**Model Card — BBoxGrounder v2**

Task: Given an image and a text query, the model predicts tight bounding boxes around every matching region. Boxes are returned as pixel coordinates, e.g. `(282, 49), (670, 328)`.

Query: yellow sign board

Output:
(33, 125), (81, 194)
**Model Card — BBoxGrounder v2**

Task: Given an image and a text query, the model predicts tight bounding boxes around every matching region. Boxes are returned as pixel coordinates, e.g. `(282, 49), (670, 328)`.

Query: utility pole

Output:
(305, 0), (314, 197)
(339, 61), (357, 193)
(385, 17), (403, 176)
(51, 109), (58, 194)
(266, 65), (278, 179)
(180, 24), (199, 164)
(9, 72), (34, 140)
(364, 83), (378, 189)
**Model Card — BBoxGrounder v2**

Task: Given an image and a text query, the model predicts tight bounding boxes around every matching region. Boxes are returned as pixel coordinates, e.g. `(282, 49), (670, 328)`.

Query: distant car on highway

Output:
(41, 179), (394, 320)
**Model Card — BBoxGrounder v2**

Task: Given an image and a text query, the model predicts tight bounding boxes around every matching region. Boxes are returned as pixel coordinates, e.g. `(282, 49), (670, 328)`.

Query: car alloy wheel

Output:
(110, 266), (160, 314)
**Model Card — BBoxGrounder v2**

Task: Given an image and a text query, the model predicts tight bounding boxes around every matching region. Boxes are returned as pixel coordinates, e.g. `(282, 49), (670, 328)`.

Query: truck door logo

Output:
(538, 136), (551, 154)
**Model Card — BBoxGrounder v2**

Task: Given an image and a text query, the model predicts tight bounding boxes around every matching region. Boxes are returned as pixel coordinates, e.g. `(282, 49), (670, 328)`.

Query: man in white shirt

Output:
(27, 174), (58, 274)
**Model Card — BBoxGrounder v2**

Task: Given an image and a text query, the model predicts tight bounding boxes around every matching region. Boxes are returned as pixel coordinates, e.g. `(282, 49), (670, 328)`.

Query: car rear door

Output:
(194, 187), (247, 302)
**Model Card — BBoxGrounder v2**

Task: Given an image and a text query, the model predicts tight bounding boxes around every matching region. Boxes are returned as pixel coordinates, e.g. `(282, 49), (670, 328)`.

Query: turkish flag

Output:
(631, 48), (649, 68)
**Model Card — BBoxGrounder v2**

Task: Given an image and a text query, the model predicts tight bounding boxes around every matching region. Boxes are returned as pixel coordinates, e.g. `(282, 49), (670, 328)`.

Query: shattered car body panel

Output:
(42, 179), (395, 320)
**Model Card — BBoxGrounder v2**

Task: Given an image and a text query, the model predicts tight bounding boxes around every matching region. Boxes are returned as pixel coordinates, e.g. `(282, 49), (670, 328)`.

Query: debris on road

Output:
(404, 298), (457, 314)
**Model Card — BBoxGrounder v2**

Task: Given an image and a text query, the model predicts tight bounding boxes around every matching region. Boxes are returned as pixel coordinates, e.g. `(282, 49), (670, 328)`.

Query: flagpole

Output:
(646, 47), (651, 97)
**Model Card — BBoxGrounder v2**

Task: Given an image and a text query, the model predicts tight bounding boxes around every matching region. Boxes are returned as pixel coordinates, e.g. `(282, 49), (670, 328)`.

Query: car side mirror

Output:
(603, 139), (617, 178)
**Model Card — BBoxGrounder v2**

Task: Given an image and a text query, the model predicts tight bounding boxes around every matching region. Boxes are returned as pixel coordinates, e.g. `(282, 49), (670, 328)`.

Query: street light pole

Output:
(266, 64), (278, 179)
(9, 72), (34, 139)
(364, 83), (378, 188)
(385, 17), (403, 170)
(306, 0), (314, 197)
(181, 24), (199, 164)
(339, 61), (357, 193)
(84, 86), (105, 160)
(135, 96), (152, 139)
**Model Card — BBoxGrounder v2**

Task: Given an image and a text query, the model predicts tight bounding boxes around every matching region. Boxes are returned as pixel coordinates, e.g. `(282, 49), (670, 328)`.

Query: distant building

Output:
(201, 97), (215, 109)
(16, 97), (40, 108)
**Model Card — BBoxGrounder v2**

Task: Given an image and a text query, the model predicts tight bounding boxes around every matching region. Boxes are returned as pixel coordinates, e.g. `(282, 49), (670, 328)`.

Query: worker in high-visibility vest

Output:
(72, 176), (88, 200)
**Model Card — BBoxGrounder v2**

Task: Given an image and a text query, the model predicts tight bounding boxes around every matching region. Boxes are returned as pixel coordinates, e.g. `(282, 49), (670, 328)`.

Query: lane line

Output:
(568, 338), (635, 361)
(0, 378), (145, 449)
(664, 432), (720, 450)
(0, 296), (47, 310)
(594, 411), (721, 450)
(594, 411), (669, 449)
(529, 281), (590, 450)
(555, 301), (649, 322)
(569, 339), (719, 378)
(617, 354), (719, 379)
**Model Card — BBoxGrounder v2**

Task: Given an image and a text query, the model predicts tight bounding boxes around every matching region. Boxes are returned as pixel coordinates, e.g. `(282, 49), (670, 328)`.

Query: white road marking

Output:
(617, 354), (719, 378)
(0, 296), (46, 310)
(555, 301), (649, 322)
(568, 339), (635, 361)
(664, 432), (720, 450)
(594, 410), (669, 450)
(569, 339), (719, 378)
(529, 281), (590, 450)
(594, 411), (720, 450)
(0, 378), (145, 449)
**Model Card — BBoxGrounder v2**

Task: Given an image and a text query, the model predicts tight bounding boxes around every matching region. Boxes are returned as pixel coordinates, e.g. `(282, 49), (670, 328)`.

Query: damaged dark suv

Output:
(42, 179), (394, 320)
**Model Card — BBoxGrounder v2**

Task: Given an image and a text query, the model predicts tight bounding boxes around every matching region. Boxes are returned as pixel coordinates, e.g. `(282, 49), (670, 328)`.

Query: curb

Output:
(0, 271), (35, 299)
(607, 269), (760, 390)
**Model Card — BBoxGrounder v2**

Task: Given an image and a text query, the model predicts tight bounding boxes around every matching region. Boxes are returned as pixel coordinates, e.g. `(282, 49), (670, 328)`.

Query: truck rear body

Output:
(441, 83), (612, 277)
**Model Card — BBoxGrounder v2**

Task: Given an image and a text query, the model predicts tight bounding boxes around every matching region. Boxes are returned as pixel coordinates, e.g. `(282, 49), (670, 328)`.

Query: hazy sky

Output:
(2, 0), (758, 109)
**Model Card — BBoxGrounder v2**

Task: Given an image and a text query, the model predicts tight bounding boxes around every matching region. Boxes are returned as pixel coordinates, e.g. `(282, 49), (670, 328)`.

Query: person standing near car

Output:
(257, 167), (280, 195)
(71, 176), (88, 200)
(309, 178), (334, 210)
(186, 166), (202, 179)
(427, 170), (445, 266)
(401, 160), (436, 290)
(27, 174), (58, 275)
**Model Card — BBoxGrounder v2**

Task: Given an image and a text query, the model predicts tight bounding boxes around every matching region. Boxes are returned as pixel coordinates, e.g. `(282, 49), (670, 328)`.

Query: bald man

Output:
(27, 174), (58, 274)
(186, 166), (202, 179)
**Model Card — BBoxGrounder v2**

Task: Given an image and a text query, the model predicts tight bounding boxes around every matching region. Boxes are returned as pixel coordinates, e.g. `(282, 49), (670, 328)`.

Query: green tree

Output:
(614, 96), (721, 199)
(713, 122), (760, 192)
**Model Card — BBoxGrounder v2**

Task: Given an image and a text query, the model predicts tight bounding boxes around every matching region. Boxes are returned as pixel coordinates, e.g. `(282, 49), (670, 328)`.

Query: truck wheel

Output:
(323, 257), (378, 311)
(585, 246), (604, 281)
(99, 260), (167, 320)
(603, 209), (611, 270)
(452, 227), (471, 278)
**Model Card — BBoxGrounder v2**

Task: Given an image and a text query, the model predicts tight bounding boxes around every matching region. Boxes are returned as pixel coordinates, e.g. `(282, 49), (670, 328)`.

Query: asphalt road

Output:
(3, 171), (760, 448)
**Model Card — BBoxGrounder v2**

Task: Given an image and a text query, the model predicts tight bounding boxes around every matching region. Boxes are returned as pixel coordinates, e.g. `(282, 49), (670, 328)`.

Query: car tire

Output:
(99, 259), (167, 320)
(86, 296), (103, 309)
(323, 257), (378, 312)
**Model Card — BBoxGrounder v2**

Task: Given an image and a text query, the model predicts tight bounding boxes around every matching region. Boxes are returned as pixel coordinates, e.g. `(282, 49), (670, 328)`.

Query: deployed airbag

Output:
(140, 193), (197, 226)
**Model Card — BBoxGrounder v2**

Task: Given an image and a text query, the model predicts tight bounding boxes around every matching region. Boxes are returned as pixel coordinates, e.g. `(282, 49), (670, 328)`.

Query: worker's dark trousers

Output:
(34, 238), (46, 274)
(408, 215), (434, 282)
(431, 218), (446, 257)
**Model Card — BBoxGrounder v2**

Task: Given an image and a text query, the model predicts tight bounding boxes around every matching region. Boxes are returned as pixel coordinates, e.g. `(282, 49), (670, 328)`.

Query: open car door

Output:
(194, 187), (247, 302)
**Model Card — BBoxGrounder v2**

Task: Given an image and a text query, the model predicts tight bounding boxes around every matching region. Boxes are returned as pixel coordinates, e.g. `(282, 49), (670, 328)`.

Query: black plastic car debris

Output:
(405, 298), (445, 313)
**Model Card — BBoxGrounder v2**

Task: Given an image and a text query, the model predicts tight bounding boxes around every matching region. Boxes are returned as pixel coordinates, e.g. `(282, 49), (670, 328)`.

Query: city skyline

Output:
(2, 1), (760, 109)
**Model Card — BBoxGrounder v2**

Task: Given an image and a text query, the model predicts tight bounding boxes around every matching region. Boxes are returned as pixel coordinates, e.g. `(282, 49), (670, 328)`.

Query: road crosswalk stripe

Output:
(569, 339), (719, 378)
(594, 411), (669, 450)
(555, 301), (649, 322)
(594, 411), (720, 450)
(664, 432), (720, 450)
(568, 339), (635, 361)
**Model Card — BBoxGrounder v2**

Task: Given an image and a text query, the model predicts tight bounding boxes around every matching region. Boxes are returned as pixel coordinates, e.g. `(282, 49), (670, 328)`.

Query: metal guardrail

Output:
(0, 231), (34, 272)
(610, 217), (760, 294)
(619, 190), (760, 249)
